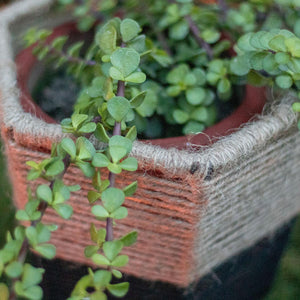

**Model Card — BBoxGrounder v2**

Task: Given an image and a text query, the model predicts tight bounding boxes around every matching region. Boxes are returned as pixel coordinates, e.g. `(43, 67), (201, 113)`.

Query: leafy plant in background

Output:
(1, 0), (300, 299)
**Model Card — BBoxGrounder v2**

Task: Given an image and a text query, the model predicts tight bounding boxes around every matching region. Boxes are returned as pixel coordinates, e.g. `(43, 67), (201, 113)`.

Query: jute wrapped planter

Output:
(1, 0), (300, 290)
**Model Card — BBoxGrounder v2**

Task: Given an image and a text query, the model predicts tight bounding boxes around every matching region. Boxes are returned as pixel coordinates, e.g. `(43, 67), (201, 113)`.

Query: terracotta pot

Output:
(1, 0), (300, 292)
(16, 22), (266, 150)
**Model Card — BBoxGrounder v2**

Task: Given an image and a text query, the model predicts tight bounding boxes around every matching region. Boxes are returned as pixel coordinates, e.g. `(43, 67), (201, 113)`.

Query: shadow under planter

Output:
(31, 218), (296, 300)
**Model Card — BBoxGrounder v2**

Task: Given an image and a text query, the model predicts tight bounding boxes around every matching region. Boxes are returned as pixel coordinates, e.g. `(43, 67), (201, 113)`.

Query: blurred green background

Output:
(0, 139), (299, 299)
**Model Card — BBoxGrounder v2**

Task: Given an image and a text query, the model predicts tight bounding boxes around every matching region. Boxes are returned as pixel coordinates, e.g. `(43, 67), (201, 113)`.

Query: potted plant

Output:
(0, 0), (300, 299)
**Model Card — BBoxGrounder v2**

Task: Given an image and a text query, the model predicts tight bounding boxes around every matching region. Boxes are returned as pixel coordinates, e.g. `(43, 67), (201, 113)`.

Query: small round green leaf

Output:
(94, 123), (110, 143)
(91, 205), (109, 219)
(93, 270), (112, 288)
(54, 204), (73, 219)
(22, 264), (44, 289)
(275, 75), (293, 89)
(193, 68), (206, 86)
(285, 37), (300, 58)
(202, 28), (220, 44)
(26, 226), (38, 246)
(269, 35), (287, 52)
(112, 269), (123, 279)
(5, 261), (23, 278)
(275, 52), (290, 65)
(22, 285), (43, 300)
(125, 126), (137, 141)
(230, 56), (251, 75)
(35, 244), (56, 259)
(217, 78), (231, 94)
(109, 67), (124, 81)
(107, 282), (129, 298)
(71, 114), (88, 129)
(108, 163), (123, 174)
(123, 181), (138, 196)
(107, 96), (131, 122)
(45, 159), (65, 177)
(102, 188), (125, 213)
(103, 240), (123, 261)
(119, 157), (138, 171)
(36, 223), (51, 244)
(167, 85), (182, 96)
(76, 161), (95, 178)
(125, 71), (146, 83)
(96, 20), (118, 55)
(78, 122), (97, 134)
(237, 32), (256, 52)
(173, 109), (189, 124)
(92, 153), (110, 168)
(120, 231), (138, 247)
(183, 121), (205, 135)
(76, 137), (96, 161)
(84, 245), (99, 258)
(120, 18), (141, 42)
(191, 107), (209, 122)
(292, 102), (300, 112)
(110, 255), (129, 267)
(61, 138), (76, 159)
(36, 185), (52, 204)
(110, 207), (128, 219)
(169, 20), (189, 40)
(16, 210), (30, 221)
(87, 191), (101, 204)
(92, 254), (110, 266)
(110, 48), (140, 77)
(109, 136), (132, 162)
(186, 87), (206, 105)
(167, 64), (189, 84)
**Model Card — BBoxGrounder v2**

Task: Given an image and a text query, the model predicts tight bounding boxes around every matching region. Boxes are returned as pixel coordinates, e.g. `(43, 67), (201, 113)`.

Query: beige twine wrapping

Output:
(0, 0), (300, 287)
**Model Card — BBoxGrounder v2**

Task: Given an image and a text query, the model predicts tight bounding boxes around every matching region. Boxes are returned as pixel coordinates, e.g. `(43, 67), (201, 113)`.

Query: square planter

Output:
(0, 0), (300, 291)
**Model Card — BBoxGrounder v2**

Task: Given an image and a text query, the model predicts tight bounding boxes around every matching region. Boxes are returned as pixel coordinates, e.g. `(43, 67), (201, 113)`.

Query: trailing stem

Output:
(46, 44), (97, 66)
(167, 0), (213, 59)
(184, 15), (213, 60)
(218, 0), (228, 21)
(106, 80), (125, 242)
(144, 8), (173, 56)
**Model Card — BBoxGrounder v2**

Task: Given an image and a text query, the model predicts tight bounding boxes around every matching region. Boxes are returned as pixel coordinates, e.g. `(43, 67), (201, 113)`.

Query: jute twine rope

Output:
(0, 0), (300, 287)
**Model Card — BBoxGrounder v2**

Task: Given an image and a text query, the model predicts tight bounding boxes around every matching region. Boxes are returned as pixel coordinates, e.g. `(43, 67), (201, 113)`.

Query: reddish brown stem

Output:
(105, 80), (125, 242)
(184, 15), (213, 60)
(218, 0), (228, 21)
(167, 0), (213, 59)
(42, 42), (96, 66)
(145, 11), (172, 56)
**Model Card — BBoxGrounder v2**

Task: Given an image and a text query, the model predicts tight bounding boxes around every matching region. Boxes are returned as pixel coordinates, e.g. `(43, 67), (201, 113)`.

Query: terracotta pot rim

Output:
(15, 22), (266, 150)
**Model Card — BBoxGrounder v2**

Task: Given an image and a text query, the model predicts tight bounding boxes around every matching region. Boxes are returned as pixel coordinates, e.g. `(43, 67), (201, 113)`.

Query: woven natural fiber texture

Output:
(1, 0), (300, 288)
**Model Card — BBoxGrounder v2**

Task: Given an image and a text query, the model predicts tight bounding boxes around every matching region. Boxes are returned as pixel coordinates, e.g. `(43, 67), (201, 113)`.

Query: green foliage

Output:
(6, 1), (300, 299)
(7, 15), (151, 300)
(234, 30), (300, 90)
(120, 19), (141, 42)
(15, 264), (44, 300)
(110, 48), (146, 83)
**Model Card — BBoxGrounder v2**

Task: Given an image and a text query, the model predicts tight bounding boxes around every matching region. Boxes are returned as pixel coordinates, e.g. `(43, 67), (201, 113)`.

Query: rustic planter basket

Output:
(1, 0), (300, 291)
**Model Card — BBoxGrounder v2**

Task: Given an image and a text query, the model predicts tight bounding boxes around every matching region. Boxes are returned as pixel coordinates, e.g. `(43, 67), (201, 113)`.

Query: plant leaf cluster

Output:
(3, 1), (300, 299)
(0, 17), (147, 300)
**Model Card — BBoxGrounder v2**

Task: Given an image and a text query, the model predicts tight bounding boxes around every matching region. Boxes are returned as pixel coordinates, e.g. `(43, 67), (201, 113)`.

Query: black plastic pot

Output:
(30, 218), (296, 300)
